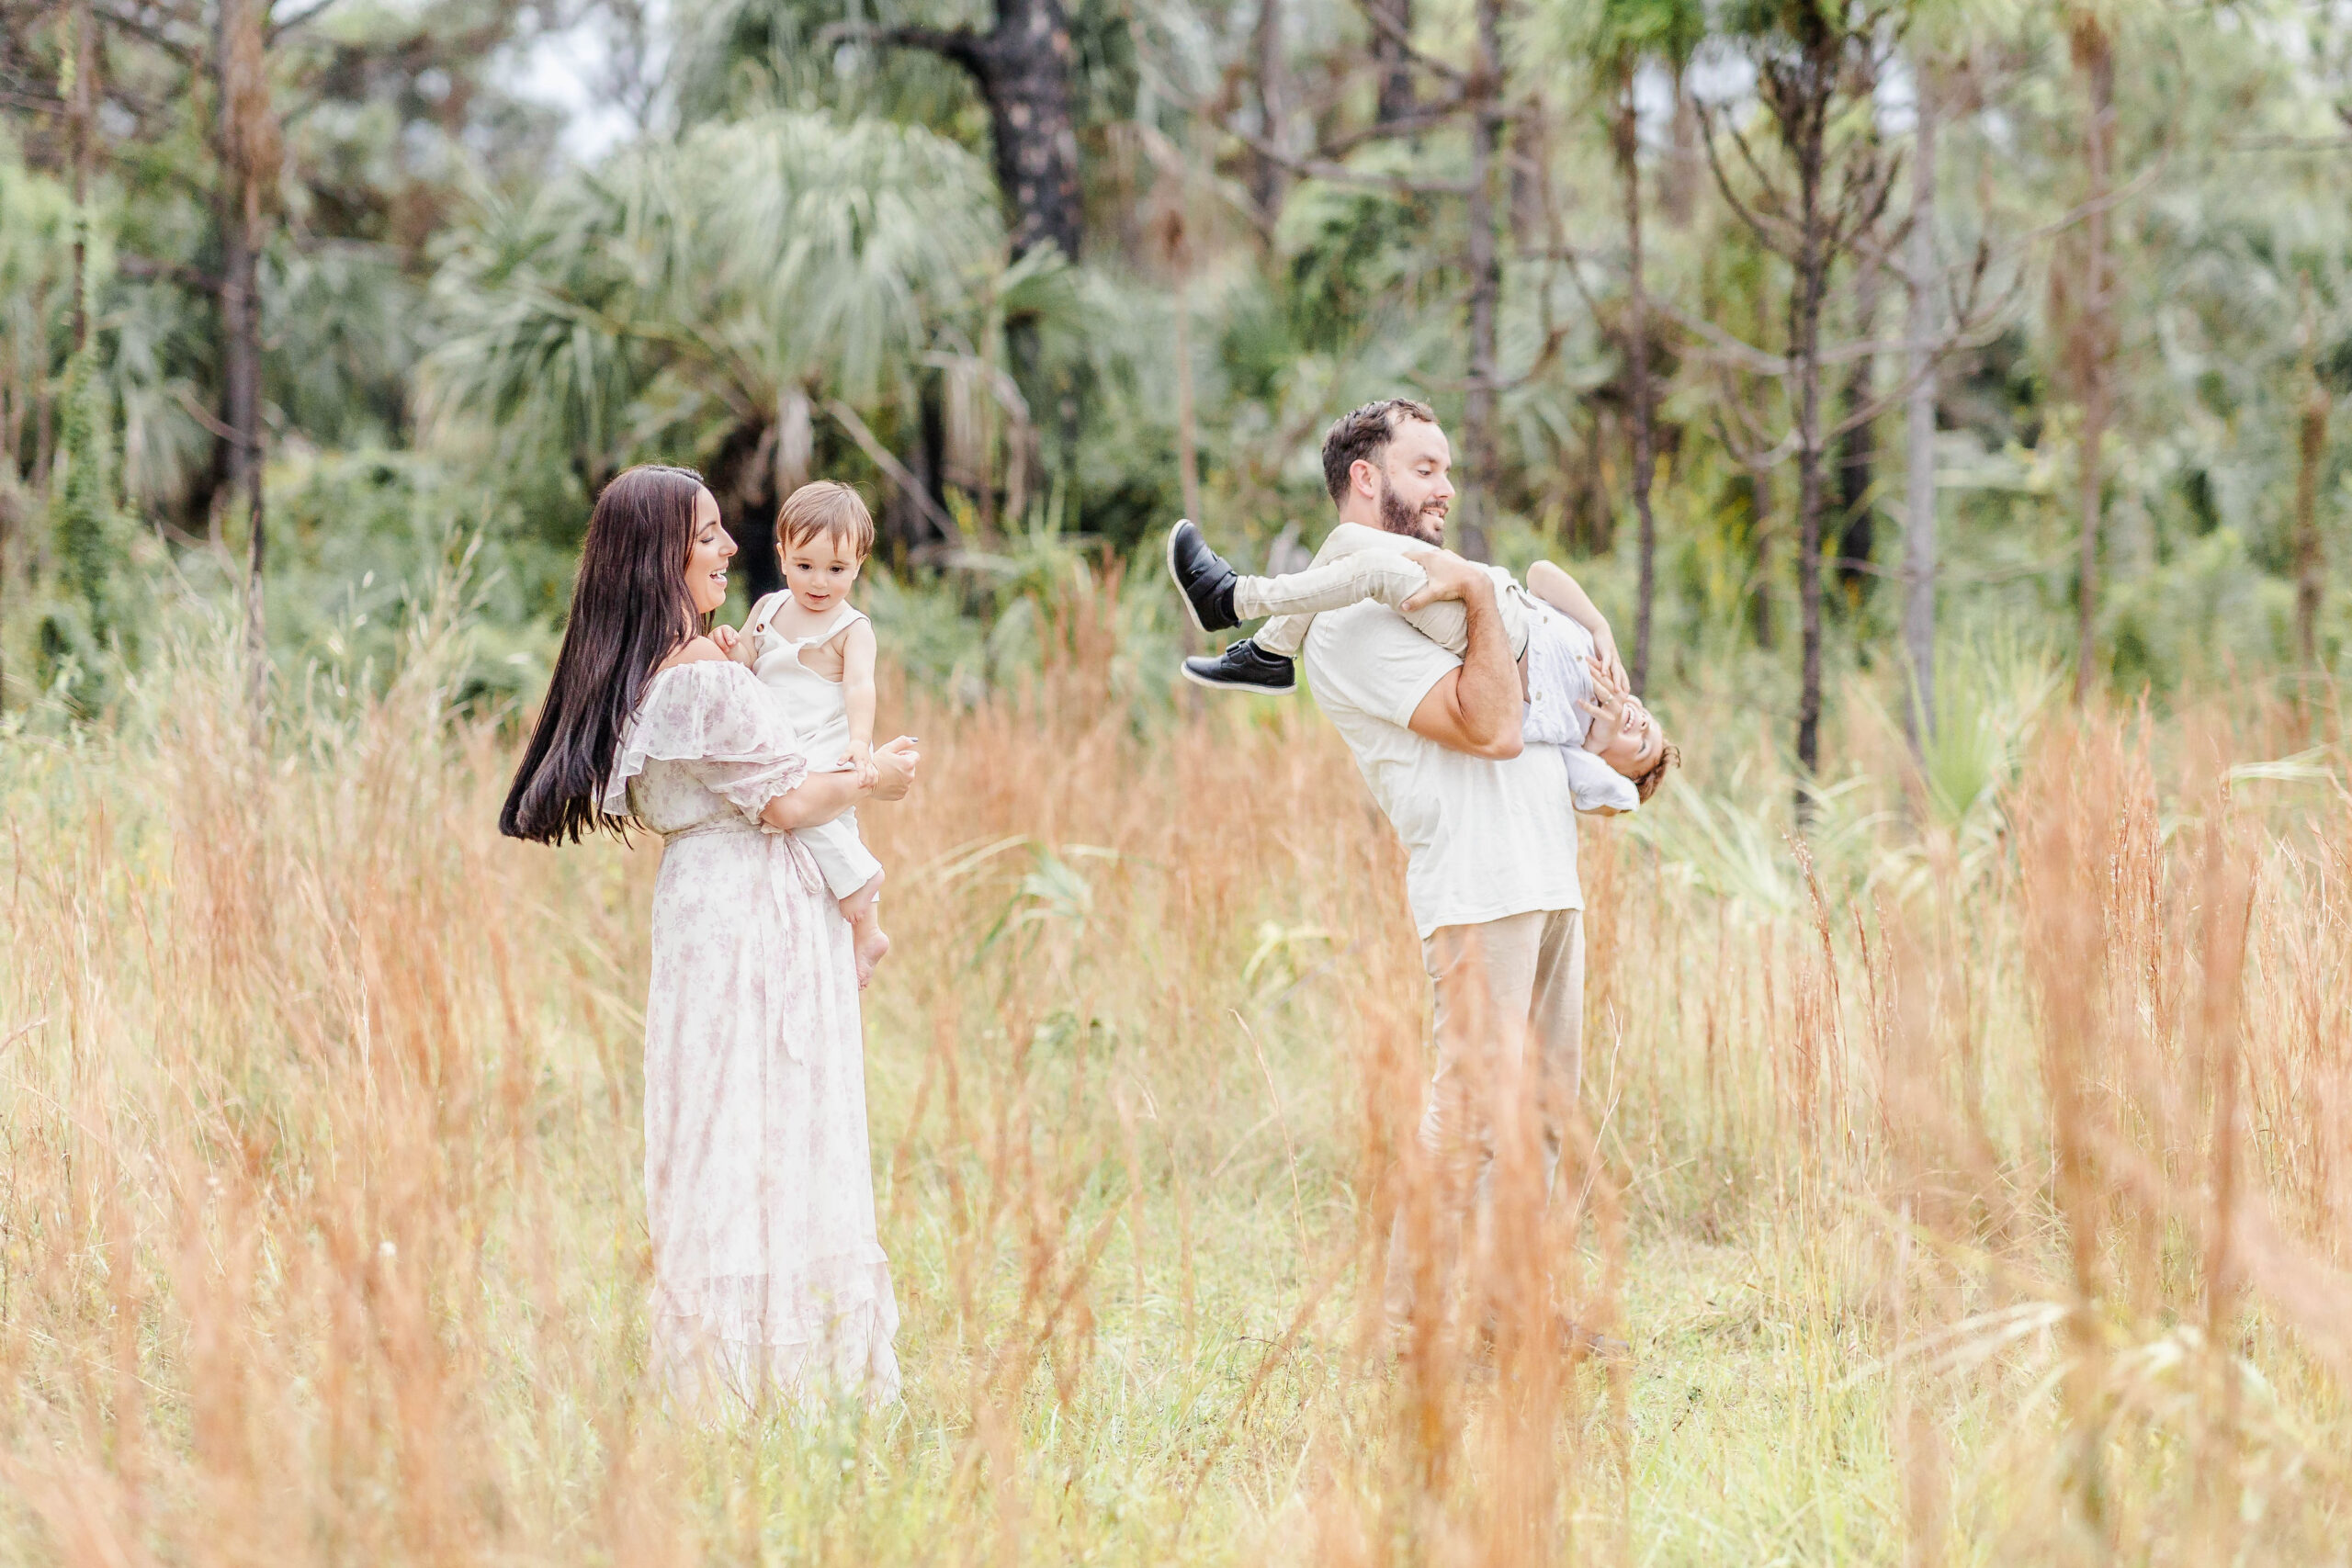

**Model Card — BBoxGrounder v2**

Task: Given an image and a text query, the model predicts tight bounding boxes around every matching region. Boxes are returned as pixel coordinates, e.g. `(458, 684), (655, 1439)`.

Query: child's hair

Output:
(775, 480), (876, 560)
(1634, 741), (1680, 805)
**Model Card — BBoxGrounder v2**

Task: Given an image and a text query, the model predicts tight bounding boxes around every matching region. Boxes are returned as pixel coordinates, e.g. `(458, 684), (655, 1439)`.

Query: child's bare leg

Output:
(840, 871), (889, 987)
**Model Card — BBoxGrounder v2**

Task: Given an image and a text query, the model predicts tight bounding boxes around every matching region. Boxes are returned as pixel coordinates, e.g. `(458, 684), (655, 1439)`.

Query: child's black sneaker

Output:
(1181, 638), (1296, 694)
(1166, 520), (1240, 633)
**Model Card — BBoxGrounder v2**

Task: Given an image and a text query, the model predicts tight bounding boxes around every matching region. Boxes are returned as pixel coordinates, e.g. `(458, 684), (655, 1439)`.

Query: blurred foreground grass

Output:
(3, 578), (2350, 1565)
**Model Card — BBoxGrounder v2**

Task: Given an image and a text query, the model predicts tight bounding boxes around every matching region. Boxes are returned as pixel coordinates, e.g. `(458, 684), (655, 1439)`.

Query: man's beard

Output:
(1377, 476), (1446, 544)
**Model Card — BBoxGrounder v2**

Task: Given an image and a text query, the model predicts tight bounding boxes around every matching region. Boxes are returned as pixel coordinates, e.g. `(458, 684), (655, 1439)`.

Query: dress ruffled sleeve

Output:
(601, 660), (811, 825)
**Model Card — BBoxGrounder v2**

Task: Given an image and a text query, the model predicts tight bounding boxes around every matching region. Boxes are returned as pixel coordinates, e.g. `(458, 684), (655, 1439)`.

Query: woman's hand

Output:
(868, 737), (920, 801)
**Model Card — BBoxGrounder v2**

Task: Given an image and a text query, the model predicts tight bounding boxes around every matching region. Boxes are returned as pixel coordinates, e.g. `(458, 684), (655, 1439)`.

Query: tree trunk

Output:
(1616, 82), (1659, 691)
(216, 0), (276, 706)
(1785, 59), (1832, 787)
(70, 0), (95, 355)
(888, 0), (1084, 264)
(1367, 0), (1414, 125)
(1250, 0), (1291, 221)
(1902, 59), (1939, 748)
(2294, 371), (2329, 669)
(1452, 0), (1503, 564)
(1174, 287), (1202, 526)
(1662, 66), (1699, 225)
(2069, 16), (2114, 705)
(1836, 254), (1880, 602)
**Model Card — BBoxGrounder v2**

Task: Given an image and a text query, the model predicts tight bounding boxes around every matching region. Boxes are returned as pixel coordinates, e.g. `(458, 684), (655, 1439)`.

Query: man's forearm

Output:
(1455, 582), (1523, 750)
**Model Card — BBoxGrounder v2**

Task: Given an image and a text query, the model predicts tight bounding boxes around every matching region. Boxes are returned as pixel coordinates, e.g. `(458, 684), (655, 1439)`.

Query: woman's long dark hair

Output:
(501, 464), (711, 844)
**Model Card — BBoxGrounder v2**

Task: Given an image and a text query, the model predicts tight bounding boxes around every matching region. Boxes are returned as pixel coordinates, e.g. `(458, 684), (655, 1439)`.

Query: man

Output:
(1169, 398), (1595, 1339)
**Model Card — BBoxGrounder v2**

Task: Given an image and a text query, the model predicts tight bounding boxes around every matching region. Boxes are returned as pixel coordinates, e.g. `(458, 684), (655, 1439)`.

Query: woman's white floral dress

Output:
(601, 659), (899, 1410)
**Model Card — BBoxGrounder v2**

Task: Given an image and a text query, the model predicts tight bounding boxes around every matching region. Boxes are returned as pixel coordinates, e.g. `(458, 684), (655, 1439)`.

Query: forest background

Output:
(6, 0), (2352, 1561)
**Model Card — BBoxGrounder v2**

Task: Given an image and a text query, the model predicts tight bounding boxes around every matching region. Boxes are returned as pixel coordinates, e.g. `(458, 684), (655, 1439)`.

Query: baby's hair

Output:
(776, 480), (876, 560)
(1634, 741), (1680, 805)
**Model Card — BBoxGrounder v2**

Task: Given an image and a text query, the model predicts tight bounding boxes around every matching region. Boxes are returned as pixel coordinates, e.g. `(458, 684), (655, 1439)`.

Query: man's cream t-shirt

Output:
(1302, 598), (1582, 940)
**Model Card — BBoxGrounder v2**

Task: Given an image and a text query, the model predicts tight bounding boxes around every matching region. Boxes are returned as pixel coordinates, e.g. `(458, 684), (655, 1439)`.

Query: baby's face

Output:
(782, 529), (865, 614)
(1596, 696), (1668, 780)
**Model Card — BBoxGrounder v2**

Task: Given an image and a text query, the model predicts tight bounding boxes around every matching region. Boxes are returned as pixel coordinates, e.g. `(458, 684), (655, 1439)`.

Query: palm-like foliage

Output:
(421, 111), (1012, 486)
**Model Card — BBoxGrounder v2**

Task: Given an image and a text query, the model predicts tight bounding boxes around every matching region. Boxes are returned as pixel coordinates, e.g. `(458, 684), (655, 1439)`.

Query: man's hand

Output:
(868, 736), (920, 801)
(1397, 547), (1493, 613)
(1403, 555), (1522, 761)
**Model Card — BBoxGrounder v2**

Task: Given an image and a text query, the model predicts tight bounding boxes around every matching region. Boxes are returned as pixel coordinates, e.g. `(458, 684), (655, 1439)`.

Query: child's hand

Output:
(843, 740), (878, 790)
(710, 624), (745, 661)
(1577, 655), (1630, 747)
(1590, 631), (1628, 692)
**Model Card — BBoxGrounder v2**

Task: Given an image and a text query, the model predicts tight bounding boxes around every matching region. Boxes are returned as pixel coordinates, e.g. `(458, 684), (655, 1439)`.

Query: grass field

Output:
(4, 581), (2350, 1565)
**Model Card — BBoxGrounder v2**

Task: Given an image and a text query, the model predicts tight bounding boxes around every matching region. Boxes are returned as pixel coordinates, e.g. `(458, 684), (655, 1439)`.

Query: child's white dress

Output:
(745, 592), (884, 900)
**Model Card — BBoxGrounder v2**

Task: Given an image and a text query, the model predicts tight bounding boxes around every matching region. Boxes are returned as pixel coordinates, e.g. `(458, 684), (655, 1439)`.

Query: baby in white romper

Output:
(716, 481), (893, 985)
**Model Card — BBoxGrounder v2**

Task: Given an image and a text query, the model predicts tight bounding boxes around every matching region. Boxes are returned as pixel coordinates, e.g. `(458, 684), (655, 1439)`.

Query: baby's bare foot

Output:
(854, 926), (891, 989)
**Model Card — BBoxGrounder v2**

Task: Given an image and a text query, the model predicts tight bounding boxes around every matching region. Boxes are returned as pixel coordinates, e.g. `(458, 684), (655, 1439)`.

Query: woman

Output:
(502, 464), (918, 1410)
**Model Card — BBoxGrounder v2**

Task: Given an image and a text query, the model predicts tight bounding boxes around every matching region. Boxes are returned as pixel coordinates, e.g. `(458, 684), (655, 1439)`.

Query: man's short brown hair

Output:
(1320, 397), (1439, 503)
(775, 480), (876, 559)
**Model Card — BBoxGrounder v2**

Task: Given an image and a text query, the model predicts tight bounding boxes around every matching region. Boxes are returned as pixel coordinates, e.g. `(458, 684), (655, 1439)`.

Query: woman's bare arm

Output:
(839, 619), (879, 785)
(758, 736), (920, 830)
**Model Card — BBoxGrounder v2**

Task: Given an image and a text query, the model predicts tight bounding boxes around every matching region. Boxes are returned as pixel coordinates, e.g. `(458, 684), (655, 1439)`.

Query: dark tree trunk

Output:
(1616, 81), (1659, 691)
(215, 0), (275, 704)
(1366, 0), (1414, 125)
(1903, 58), (1939, 748)
(707, 419), (781, 601)
(1250, 0), (1291, 220)
(1452, 0), (1503, 563)
(2294, 370), (2328, 669)
(884, 0), (1084, 264)
(1836, 256), (1881, 601)
(2068, 14), (2114, 704)
(1773, 23), (1836, 788)
(920, 371), (949, 513)
(70, 0), (95, 356)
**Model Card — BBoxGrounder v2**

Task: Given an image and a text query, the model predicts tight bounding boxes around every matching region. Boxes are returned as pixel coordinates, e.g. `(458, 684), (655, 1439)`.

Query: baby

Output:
(714, 481), (892, 983)
(1166, 520), (1676, 812)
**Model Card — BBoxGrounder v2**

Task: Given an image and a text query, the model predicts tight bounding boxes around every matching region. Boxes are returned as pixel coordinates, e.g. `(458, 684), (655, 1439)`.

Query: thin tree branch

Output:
(266, 0), (345, 39)
(826, 399), (961, 538)
(820, 20), (989, 75)
(93, 4), (201, 61)
(1697, 101), (1796, 254)
(1353, 0), (1467, 86)
(1208, 107), (1475, 195)
(119, 253), (221, 291)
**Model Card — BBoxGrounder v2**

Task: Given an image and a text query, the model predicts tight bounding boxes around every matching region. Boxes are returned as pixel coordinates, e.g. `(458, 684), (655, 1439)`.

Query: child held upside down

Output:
(711, 482), (894, 985)
(1165, 520), (1678, 812)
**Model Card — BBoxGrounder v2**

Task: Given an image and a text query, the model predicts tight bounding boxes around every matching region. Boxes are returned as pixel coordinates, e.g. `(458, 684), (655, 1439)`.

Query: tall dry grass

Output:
(2, 580), (2349, 1564)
